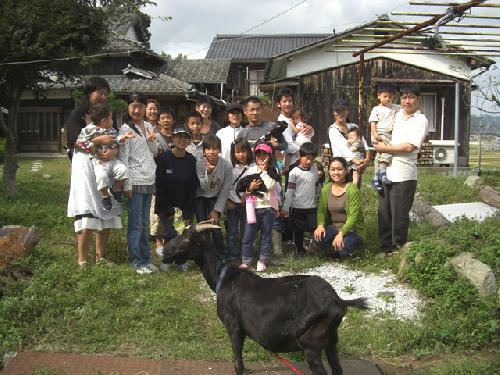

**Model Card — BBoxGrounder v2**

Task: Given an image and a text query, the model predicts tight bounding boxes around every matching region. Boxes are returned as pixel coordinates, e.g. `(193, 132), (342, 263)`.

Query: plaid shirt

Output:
(76, 123), (118, 154)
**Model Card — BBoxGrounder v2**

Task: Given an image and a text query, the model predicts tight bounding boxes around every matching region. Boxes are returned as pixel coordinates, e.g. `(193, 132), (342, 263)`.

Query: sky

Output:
(142, 0), (499, 115)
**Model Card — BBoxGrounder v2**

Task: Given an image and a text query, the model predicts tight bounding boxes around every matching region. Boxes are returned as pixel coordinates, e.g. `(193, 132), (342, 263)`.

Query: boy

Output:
(196, 135), (233, 260)
(184, 111), (204, 161)
(155, 108), (175, 152)
(216, 102), (244, 162)
(282, 142), (319, 257)
(155, 127), (198, 272)
(347, 127), (368, 187)
(76, 103), (134, 210)
(369, 84), (399, 191)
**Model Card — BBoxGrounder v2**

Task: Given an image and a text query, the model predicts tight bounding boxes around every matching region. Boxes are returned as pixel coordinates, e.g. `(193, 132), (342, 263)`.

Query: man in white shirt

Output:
(374, 85), (428, 254)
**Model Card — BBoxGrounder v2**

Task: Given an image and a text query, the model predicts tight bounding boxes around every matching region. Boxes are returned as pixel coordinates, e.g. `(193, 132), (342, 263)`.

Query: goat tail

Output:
(342, 297), (369, 310)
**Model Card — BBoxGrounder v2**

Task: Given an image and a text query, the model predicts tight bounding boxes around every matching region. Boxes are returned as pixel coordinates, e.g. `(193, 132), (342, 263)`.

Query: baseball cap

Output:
(254, 143), (273, 155)
(172, 127), (191, 138)
(226, 102), (243, 113)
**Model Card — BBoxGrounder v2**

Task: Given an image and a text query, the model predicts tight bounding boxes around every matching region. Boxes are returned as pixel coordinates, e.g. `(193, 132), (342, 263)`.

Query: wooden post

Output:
(358, 53), (364, 129)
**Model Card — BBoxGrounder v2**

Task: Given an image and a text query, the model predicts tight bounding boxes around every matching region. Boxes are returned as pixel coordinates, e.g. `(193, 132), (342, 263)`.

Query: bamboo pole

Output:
(364, 27), (500, 36)
(351, 34), (500, 43)
(342, 38), (500, 47)
(409, 1), (500, 7)
(328, 49), (500, 56)
(391, 11), (500, 19)
(378, 21), (500, 28)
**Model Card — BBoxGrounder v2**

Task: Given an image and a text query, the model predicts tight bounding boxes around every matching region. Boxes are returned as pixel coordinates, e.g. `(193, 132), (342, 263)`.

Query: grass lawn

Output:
(0, 159), (498, 374)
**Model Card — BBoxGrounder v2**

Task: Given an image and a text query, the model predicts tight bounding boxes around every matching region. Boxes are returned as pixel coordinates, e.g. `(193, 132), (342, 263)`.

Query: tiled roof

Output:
(205, 34), (332, 60)
(160, 59), (232, 84)
(102, 73), (191, 95)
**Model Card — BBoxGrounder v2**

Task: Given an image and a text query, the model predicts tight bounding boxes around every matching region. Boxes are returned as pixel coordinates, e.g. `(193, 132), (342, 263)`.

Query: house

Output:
(205, 34), (331, 98)
(261, 20), (495, 167)
(17, 12), (193, 153)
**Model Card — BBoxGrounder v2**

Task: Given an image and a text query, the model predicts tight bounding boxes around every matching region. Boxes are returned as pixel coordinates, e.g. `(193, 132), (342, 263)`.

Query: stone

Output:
(464, 175), (483, 188)
(397, 242), (413, 279)
(479, 185), (500, 209)
(0, 225), (40, 267)
(448, 252), (496, 297)
(411, 195), (450, 228)
(42, 174), (51, 179)
(414, 253), (425, 265)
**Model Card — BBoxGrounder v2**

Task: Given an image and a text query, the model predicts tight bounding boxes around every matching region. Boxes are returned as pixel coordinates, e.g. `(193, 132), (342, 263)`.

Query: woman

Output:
(119, 92), (160, 274)
(67, 77), (121, 267)
(327, 99), (370, 185)
(145, 98), (160, 131)
(196, 97), (220, 137)
(313, 157), (365, 257)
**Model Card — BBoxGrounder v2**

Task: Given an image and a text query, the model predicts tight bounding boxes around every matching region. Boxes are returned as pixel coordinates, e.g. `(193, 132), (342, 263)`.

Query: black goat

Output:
(163, 223), (368, 375)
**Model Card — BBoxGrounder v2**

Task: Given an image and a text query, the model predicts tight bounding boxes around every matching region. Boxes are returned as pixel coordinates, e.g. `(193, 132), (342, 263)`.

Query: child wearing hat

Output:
(239, 142), (281, 272)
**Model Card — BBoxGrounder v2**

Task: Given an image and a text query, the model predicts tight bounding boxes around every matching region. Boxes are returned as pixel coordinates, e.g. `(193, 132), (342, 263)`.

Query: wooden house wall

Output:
(296, 58), (471, 165)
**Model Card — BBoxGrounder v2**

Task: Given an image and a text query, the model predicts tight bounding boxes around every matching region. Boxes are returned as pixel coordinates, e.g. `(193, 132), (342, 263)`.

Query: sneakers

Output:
(102, 196), (112, 210)
(176, 263), (189, 272)
(160, 262), (173, 273)
(256, 261), (267, 272)
(239, 263), (249, 270)
(135, 265), (152, 275)
(146, 263), (158, 272)
(155, 247), (164, 258)
(371, 176), (382, 192)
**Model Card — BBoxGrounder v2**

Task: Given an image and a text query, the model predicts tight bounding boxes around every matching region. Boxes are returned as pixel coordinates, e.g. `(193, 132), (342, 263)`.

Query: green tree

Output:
(0, 0), (153, 194)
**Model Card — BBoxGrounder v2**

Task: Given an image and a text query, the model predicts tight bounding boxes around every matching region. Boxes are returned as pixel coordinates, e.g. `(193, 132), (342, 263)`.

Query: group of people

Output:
(67, 78), (428, 274)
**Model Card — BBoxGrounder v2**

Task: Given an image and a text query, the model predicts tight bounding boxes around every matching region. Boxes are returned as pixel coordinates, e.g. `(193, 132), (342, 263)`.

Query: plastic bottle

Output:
(246, 195), (257, 224)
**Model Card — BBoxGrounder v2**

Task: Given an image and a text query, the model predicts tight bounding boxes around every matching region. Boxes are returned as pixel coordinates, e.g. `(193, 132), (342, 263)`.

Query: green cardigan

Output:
(316, 182), (366, 241)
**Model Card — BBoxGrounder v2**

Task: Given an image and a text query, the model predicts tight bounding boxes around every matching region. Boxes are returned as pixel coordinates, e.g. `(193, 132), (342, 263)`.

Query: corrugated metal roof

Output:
(205, 34), (332, 60)
(160, 59), (232, 83)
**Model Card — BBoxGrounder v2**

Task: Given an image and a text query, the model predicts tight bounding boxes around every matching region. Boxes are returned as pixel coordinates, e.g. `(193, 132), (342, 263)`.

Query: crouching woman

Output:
(313, 157), (365, 257)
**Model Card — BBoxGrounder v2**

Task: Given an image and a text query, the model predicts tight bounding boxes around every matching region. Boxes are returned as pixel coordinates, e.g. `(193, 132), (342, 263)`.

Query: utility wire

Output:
(186, 0), (308, 57)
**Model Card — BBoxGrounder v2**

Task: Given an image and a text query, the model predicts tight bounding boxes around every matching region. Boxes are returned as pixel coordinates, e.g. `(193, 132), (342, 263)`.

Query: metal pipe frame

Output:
(377, 21), (500, 29)
(364, 27), (500, 35)
(409, 1), (500, 7)
(391, 11), (500, 19)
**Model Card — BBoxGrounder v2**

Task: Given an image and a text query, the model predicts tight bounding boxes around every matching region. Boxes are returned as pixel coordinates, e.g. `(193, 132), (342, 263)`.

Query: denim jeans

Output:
(225, 202), (246, 263)
(127, 191), (152, 267)
(315, 225), (362, 257)
(241, 207), (275, 264)
(195, 196), (225, 258)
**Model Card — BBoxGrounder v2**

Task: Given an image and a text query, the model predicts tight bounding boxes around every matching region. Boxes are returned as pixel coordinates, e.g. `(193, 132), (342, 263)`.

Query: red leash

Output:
(271, 352), (303, 375)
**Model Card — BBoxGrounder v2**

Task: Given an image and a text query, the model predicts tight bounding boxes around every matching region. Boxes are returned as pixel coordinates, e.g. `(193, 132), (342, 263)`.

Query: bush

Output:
(0, 138), (5, 163)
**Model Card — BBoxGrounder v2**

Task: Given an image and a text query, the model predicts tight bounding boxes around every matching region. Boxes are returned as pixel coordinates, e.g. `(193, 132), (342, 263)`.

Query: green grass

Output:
(0, 159), (498, 372)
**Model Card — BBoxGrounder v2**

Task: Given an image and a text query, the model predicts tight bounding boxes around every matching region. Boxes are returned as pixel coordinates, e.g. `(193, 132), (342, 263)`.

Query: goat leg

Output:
(325, 332), (343, 375)
(224, 320), (245, 375)
(304, 348), (328, 375)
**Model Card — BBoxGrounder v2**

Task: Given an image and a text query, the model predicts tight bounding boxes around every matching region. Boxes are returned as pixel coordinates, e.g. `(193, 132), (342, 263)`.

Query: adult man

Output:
(374, 85), (428, 254)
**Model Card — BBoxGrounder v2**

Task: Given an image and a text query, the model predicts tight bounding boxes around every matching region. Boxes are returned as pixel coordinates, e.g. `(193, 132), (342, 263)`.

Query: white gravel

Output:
(203, 264), (423, 321)
(264, 264), (423, 321)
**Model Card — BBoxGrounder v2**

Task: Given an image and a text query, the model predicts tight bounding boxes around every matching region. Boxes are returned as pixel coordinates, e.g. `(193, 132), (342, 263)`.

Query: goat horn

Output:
(194, 220), (221, 232)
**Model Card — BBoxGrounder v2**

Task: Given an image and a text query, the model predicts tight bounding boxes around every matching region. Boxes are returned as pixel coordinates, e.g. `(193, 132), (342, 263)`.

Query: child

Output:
(282, 108), (314, 172)
(155, 127), (198, 272)
(283, 143), (319, 256)
(369, 83), (399, 191)
(240, 142), (281, 272)
(216, 102), (244, 162)
(155, 108), (175, 152)
(184, 111), (204, 161)
(226, 139), (254, 265)
(347, 127), (367, 187)
(76, 103), (134, 210)
(150, 107), (176, 256)
(314, 158), (325, 203)
(195, 135), (233, 260)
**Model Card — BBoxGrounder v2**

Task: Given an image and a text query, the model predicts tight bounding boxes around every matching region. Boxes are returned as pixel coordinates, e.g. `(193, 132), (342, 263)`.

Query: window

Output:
(419, 93), (437, 132)
(248, 70), (265, 96)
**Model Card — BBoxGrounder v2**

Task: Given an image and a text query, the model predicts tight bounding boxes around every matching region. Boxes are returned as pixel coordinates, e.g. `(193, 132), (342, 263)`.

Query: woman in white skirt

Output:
(67, 77), (122, 267)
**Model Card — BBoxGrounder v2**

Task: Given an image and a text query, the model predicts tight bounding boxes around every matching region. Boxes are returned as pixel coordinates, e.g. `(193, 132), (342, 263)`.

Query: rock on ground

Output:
(0, 225), (40, 267)
(464, 175), (483, 188)
(448, 252), (496, 297)
(411, 195), (450, 228)
(479, 185), (500, 209)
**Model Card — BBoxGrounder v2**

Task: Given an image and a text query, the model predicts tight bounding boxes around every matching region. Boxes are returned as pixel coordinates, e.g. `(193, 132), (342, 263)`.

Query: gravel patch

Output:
(203, 263), (423, 321)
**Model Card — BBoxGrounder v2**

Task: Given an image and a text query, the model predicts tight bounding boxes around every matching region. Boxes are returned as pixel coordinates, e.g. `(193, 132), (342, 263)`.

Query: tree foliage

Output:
(0, 0), (155, 194)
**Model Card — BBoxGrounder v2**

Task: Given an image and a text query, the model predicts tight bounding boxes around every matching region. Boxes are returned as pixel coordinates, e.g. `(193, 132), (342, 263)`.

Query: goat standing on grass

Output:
(163, 223), (368, 375)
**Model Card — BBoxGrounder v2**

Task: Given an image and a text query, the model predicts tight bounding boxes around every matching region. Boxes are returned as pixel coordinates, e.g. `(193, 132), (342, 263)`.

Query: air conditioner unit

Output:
(430, 140), (456, 165)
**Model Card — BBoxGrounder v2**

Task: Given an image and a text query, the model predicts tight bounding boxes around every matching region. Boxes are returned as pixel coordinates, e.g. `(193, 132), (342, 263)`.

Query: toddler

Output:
(347, 128), (367, 187)
(76, 103), (134, 210)
(369, 84), (399, 191)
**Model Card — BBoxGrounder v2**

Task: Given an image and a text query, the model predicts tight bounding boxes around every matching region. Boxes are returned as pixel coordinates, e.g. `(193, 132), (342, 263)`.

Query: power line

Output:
(186, 0), (308, 57)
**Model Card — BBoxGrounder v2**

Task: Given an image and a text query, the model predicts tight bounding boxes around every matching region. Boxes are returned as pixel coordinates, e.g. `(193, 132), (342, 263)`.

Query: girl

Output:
(240, 142), (281, 272)
(225, 139), (253, 265)
(313, 157), (365, 258)
(119, 92), (159, 274)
